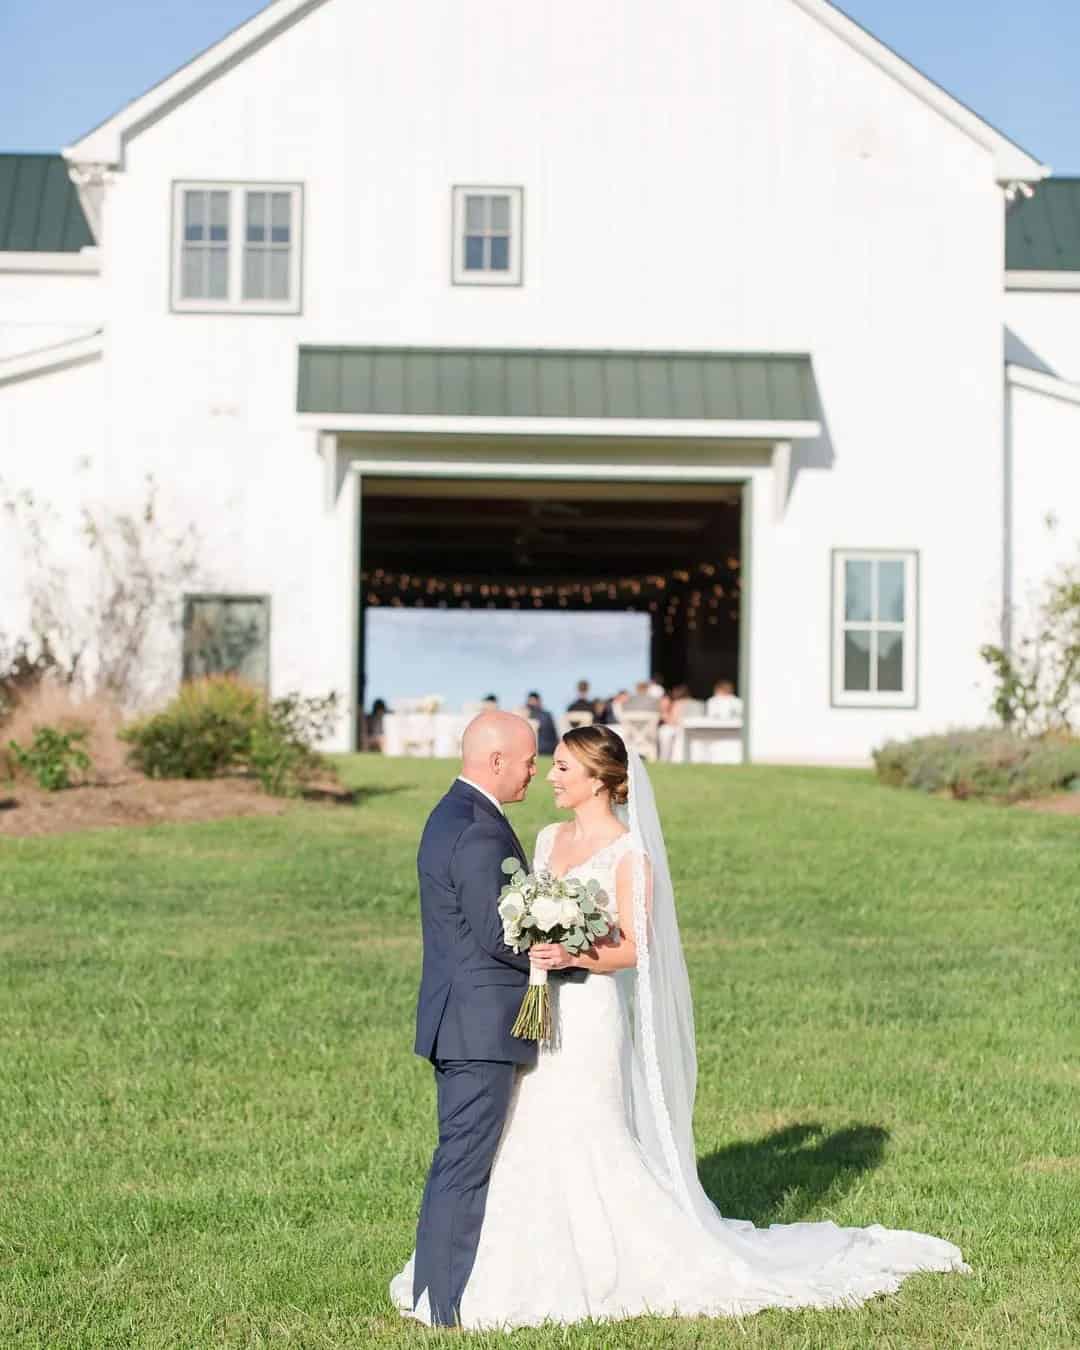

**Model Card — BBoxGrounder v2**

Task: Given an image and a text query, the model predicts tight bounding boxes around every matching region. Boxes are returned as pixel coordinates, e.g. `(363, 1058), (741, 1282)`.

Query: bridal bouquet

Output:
(497, 858), (619, 1040)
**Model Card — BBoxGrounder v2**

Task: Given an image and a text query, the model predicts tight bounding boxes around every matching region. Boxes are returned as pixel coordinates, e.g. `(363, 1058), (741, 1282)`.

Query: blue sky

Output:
(2, 0), (1078, 171)
(366, 609), (651, 714)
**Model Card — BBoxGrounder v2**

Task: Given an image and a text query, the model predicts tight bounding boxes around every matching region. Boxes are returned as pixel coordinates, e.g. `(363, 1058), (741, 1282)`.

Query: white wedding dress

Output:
(391, 765), (969, 1330)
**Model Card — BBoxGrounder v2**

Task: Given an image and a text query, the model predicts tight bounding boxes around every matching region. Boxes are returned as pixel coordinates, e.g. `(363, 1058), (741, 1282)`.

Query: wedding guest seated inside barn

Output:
(622, 680), (661, 713)
(706, 680), (744, 720)
(659, 684), (704, 760)
(366, 698), (389, 752)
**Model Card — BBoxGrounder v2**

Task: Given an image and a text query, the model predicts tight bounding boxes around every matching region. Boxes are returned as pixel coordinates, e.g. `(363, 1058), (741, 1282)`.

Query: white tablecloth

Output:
(671, 717), (744, 764)
(382, 712), (471, 758)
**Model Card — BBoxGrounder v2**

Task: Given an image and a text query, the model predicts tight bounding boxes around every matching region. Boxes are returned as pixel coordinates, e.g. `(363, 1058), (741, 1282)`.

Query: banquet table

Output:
(381, 712), (471, 758)
(671, 717), (744, 764)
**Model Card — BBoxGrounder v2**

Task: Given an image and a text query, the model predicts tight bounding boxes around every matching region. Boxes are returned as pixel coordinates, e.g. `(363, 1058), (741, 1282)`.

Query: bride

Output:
(392, 724), (968, 1329)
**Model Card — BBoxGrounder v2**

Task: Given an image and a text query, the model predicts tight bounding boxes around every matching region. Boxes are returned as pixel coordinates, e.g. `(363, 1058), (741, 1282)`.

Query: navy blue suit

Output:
(410, 779), (581, 1325)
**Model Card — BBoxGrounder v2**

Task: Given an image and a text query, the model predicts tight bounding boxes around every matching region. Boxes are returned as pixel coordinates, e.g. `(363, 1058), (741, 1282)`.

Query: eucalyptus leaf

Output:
(501, 857), (520, 875)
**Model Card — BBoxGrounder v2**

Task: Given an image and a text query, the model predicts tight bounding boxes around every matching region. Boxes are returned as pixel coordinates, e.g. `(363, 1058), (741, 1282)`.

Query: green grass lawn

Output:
(1, 758), (1078, 1348)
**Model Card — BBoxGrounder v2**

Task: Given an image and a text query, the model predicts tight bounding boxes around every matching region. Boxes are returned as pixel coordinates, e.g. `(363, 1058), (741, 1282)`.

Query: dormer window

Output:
(452, 186), (523, 286)
(171, 181), (302, 313)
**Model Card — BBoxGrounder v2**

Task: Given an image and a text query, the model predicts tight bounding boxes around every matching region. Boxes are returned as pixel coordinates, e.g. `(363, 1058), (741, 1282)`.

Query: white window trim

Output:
(451, 185), (523, 287)
(170, 181), (303, 314)
(831, 550), (918, 709)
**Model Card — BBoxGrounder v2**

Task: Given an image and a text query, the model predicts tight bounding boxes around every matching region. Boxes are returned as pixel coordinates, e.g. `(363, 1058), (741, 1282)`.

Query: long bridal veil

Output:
(616, 749), (969, 1306)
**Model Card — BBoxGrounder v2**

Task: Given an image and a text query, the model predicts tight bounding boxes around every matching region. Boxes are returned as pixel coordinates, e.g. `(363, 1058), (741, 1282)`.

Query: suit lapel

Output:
(451, 779), (528, 867)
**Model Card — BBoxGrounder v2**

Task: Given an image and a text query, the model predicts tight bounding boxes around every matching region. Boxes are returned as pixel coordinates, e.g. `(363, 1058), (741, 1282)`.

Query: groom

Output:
(410, 710), (578, 1326)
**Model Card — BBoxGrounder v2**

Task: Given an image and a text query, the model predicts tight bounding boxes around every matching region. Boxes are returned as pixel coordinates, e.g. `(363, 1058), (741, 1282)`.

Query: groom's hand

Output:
(530, 943), (575, 971)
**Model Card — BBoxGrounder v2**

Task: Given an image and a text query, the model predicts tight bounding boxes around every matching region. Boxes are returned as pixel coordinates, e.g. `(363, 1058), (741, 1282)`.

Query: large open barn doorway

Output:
(358, 477), (744, 724)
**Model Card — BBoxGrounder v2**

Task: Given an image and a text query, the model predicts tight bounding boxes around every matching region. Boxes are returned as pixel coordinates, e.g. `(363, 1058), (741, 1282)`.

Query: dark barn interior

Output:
(359, 478), (744, 706)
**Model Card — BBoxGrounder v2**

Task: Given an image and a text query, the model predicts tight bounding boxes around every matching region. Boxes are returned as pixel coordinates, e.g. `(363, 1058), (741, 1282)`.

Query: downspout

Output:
(1002, 374), (1014, 658)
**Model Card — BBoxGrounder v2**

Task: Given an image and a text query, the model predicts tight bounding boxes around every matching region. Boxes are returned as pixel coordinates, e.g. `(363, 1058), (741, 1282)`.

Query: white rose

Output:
(498, 892), (525, 922)
(559, 898), (581, 928)
(530, 895), (564, 933)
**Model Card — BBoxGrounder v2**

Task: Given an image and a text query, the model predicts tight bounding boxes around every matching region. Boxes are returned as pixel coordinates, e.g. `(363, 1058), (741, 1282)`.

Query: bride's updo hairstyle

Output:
(562, 725), (630, 806)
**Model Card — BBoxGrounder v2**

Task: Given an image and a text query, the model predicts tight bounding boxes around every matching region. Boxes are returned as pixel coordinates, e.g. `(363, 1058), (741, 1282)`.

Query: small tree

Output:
(982, 554), (1080, 735)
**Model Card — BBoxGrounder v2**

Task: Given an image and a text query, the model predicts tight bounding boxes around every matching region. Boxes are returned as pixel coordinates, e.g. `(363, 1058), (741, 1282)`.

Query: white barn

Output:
(2, 0), (1079, 762)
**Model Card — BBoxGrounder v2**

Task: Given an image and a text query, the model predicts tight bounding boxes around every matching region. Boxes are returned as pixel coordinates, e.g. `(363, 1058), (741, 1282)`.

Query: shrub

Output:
(121, 676), (262, 779)
(0, 636), (64, 723)
(249, 692), (339, 797)
(873, 728), (1080, 802)
(121, 678), (339, 795)
(7, 726), (92, 791)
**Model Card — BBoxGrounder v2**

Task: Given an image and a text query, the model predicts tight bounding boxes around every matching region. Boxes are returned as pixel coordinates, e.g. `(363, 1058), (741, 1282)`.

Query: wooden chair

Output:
(617, 711), (660, 761)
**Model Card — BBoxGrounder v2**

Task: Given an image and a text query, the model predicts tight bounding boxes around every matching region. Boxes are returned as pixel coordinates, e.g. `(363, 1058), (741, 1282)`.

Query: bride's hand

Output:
(530, 942), (575, 971)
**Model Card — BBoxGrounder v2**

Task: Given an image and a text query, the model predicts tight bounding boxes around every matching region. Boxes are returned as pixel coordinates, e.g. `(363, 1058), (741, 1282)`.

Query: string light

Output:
(359, 561), (743, 618)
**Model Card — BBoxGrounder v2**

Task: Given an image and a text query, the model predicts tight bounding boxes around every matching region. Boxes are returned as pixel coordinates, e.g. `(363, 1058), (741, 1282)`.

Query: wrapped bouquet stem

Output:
(497, 857), (619, 1042)
(512, 964), (553, 1041)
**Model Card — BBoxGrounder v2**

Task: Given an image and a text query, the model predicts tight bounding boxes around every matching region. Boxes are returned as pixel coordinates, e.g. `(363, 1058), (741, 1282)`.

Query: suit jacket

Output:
(532, 707), (558, 756)
(414, 780), (584, 1065)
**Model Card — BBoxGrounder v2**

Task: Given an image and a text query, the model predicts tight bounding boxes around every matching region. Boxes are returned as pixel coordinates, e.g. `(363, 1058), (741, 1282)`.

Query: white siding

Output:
(2, 0), (1024, 756)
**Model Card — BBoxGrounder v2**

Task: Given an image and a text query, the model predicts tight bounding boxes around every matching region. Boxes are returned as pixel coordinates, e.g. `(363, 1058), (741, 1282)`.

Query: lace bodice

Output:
(533, 822), (635, 889)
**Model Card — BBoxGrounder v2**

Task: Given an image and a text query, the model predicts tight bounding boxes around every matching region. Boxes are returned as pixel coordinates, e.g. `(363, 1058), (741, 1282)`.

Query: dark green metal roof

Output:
(298, 346), (817, 422)
(0, 154), (94, 253)
(1006, 179), (1080, 272)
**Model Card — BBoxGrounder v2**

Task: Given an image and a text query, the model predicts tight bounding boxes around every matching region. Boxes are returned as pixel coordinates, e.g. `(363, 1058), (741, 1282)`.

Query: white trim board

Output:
(64, 0), (332, 167)
(788, 0), (1045, 182)
(299, 413), (821, 440)
(64, 0), (1045, 184)
(1005, 271), (1080, 292)
(346, 458), (756, 483)
(0, 249), (100, 275)
(1006, 363), (1080, 408)
(0, 331), (104, 387)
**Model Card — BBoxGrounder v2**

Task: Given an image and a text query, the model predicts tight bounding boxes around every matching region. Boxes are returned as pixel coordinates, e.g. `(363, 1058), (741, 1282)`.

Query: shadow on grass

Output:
(697, 1122), (889, 1225)
(302, 782), (420, 806)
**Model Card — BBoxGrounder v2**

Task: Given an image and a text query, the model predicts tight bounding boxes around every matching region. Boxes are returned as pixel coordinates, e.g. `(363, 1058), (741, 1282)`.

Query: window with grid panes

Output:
(452, 186), (522, 285)
(832, 552), (918, 707)
(172, 183), (302, 312)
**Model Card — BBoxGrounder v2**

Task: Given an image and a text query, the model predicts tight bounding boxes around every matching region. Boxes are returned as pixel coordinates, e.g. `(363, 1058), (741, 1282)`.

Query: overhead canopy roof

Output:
(297, 346), (818, 426)
(1006, 179), (1080, 272)
(0, 154), (94, 253)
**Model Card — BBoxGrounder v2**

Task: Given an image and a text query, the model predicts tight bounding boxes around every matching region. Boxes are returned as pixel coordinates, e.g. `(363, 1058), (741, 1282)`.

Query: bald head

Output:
(461, 711), (538, 805)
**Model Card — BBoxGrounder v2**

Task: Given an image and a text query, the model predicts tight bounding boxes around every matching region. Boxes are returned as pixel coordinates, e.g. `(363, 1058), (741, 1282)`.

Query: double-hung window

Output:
(832, 551), (918, 707)
(172, 182), (303, 313)
(452, 186), (523, 285)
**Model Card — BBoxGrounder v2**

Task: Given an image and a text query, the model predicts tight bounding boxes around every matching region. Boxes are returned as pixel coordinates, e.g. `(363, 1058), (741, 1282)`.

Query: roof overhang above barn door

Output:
(295, 346), (822, 443)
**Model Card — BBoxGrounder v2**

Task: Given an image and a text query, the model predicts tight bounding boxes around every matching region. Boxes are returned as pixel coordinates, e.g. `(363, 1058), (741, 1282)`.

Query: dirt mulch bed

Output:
(1014, 792), (1080, 816)
(0, 774), (355, 838)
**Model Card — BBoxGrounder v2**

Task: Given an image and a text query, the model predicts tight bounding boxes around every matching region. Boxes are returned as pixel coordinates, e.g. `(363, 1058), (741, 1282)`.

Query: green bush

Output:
(873, 727), (1080, 802)
(121, 678), (339, 796)
(7, 726), (92, 791)
(249, 692), (339, 797)
(121, 676), (261, 779)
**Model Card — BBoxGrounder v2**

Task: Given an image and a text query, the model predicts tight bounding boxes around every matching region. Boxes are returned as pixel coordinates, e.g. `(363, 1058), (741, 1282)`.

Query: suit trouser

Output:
(411, 1057), (516, 1326)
